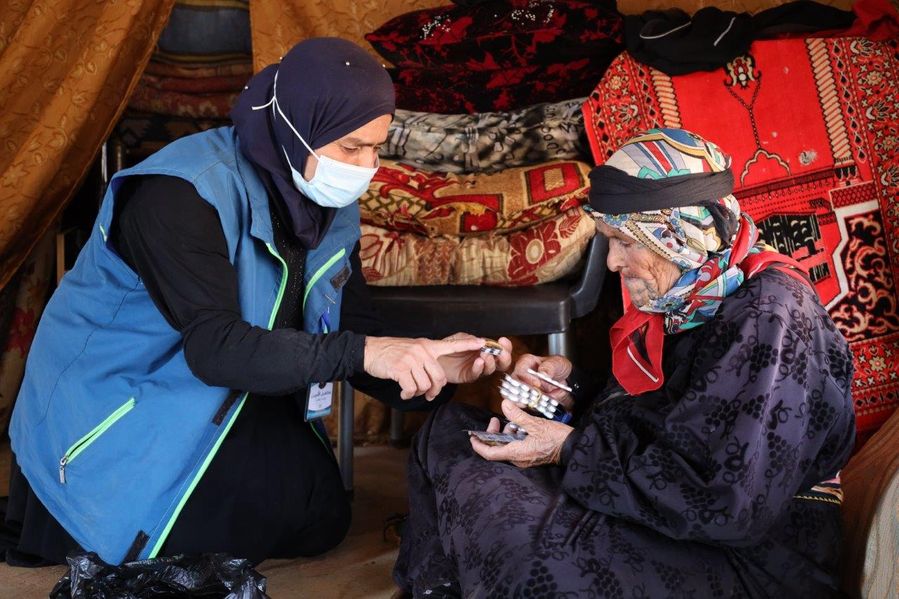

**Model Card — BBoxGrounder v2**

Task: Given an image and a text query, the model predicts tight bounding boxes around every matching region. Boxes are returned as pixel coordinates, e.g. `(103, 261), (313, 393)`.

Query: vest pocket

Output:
(58, 398), (136, 484)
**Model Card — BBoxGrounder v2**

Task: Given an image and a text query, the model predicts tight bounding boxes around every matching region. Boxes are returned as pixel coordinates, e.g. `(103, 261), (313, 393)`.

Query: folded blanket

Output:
(383, 99), (590, 173)
(361, 159), (591, 237)
(360, 207), (595, 286)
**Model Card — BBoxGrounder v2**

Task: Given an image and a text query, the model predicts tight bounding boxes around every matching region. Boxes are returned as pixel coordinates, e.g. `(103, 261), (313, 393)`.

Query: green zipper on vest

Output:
(59, 398), (136, 484)
(147, 242), (289, 559)
(302, 248), (346, 449)
(302, 248), (346, 311)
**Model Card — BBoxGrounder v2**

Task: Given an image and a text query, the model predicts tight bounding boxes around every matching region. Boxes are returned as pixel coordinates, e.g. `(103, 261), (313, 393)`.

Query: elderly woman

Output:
(393, 129), (855, 598)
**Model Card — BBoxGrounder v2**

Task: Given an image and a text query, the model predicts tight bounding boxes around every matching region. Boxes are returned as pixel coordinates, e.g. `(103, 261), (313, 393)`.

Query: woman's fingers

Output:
(495, 337), (514, 371)
(500, 399), (537, 427)
(397, 371), (417, 400)
(511, 354), (542, 382)
(430, 336), (486, 357)
(486, 417), (501, 433)
(421, 359), (447, 400)
(469, 355), (486, 378)
(470, 435), (517, 461)
(363, 337), (452, 399)
(408, 364), (433, 399)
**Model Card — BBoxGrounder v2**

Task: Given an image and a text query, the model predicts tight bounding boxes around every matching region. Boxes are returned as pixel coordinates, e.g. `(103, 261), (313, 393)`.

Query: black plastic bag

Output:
(49, 551), (270, 599)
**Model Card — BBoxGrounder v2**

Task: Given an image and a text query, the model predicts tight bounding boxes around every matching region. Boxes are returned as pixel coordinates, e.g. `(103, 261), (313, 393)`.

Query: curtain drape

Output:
(0, 0), (176, 291)
(249, 0), (446, 72)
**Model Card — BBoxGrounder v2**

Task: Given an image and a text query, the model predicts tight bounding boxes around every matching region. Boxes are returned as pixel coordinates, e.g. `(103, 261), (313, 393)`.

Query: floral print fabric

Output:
(365, 0), (621, 70)
(0, 0), (176, 290)
(361, 159), (591, 237)
(390, 60), (612, 114)
(359, 207), (595, 287)
(365, 0), (623, 113)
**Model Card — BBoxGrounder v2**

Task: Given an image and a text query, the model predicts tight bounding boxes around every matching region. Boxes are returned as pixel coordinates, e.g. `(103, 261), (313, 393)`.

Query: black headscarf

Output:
(231, 37), (395, 248)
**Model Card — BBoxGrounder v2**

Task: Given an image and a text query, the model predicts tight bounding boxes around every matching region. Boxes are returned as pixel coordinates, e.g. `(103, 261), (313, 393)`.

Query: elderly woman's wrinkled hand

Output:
(470, 400), (573, 468)
(511, 353), (574, 409)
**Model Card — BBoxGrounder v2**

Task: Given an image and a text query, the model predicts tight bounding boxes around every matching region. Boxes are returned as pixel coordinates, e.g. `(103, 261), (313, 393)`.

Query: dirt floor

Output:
(0, 439), (409, 599)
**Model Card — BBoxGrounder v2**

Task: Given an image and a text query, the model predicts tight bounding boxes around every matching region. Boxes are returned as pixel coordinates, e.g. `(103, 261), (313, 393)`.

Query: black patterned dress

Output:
(395, 269), (856, 598)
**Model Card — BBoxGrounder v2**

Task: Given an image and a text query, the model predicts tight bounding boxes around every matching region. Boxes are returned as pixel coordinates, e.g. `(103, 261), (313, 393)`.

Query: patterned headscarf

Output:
(590, 128), (770, 333)
(588, 128), (806, 395)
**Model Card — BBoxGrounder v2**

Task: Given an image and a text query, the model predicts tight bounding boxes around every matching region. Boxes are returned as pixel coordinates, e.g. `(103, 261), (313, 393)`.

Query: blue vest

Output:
(9, 127), (360, 564)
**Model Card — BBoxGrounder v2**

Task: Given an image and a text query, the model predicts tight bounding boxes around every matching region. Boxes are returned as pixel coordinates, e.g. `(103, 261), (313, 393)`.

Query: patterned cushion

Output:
(361, 159), (592, 237)
(128, 77), (245, 119)
(390, 59), (611, 114)
(128, 1), (253, 119)
(584, 37), (899, 438)
(383, 99), (590, 173)
(360, 207), (595, 286)
(365, 0), (621, 70)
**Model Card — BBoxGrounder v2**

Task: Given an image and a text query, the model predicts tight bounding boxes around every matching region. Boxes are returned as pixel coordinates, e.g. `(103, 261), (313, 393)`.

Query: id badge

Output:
(305, 381), (334, 421)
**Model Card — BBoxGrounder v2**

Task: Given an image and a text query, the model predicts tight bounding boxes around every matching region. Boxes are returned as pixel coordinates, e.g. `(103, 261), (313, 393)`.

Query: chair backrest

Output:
(367, 232), (608, 339)
(569, 233), (608, 320)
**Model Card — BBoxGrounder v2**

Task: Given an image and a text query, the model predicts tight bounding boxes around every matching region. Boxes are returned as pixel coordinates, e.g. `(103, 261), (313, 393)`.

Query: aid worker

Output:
(5, 37), (512, 567)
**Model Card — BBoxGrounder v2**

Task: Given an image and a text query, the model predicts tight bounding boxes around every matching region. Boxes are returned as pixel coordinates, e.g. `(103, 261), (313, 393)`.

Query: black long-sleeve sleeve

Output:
(112, 174), (452, 407)
(112, 175), (364, 395)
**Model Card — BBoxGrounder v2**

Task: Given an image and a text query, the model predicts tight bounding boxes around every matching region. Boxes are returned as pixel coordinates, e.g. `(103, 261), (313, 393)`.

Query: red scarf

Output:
(609, 250), (812, 396)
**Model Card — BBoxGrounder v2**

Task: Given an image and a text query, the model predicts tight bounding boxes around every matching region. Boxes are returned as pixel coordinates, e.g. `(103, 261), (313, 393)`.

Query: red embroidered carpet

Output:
(585, 37), (899, 440)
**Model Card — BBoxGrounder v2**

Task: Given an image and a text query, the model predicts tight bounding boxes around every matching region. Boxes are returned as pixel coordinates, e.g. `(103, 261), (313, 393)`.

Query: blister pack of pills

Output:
(499, 374), (572, 423)
(480, 339), (504, 356)
(466, 429), (525, 446)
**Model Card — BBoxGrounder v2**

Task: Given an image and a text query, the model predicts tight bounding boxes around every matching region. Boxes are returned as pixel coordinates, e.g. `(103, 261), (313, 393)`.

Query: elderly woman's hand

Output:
(511, 353), (574, 410)
(470, 400), (573, 468)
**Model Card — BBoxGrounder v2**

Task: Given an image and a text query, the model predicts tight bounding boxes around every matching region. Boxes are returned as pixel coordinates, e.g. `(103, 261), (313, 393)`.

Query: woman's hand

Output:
(437, 333), (513, 384)
(511, 353), (574, 409)
(364, 335), (486, 400)
(470, 400), (573, 468)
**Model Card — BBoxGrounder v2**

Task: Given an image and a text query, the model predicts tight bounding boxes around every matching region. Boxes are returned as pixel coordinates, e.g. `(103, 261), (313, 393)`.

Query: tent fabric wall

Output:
(0, 0), (176, 292)
(249, 0), (447, 73)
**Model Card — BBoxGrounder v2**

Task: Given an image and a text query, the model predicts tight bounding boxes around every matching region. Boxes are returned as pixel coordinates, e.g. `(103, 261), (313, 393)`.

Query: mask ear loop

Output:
(250, 69), (277, 111)
(252, 70), (320, 161)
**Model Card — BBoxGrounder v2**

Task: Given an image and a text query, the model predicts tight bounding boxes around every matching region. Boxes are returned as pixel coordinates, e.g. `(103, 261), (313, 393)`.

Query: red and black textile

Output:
(367, 0), (622, 113)
(390, 58), (608, 113)
(366, 0), (621, 70)
(583, 36), (899, 443)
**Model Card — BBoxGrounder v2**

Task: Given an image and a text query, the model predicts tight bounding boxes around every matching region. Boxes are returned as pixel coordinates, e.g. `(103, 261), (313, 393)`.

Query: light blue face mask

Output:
(253, 71), (379, 209)
(281, 145), (378, 209)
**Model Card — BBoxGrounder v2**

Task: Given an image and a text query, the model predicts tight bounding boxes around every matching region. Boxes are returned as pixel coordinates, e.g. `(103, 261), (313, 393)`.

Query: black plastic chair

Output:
(370, 233), (608, 355)
(337, 234), (608, 491)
